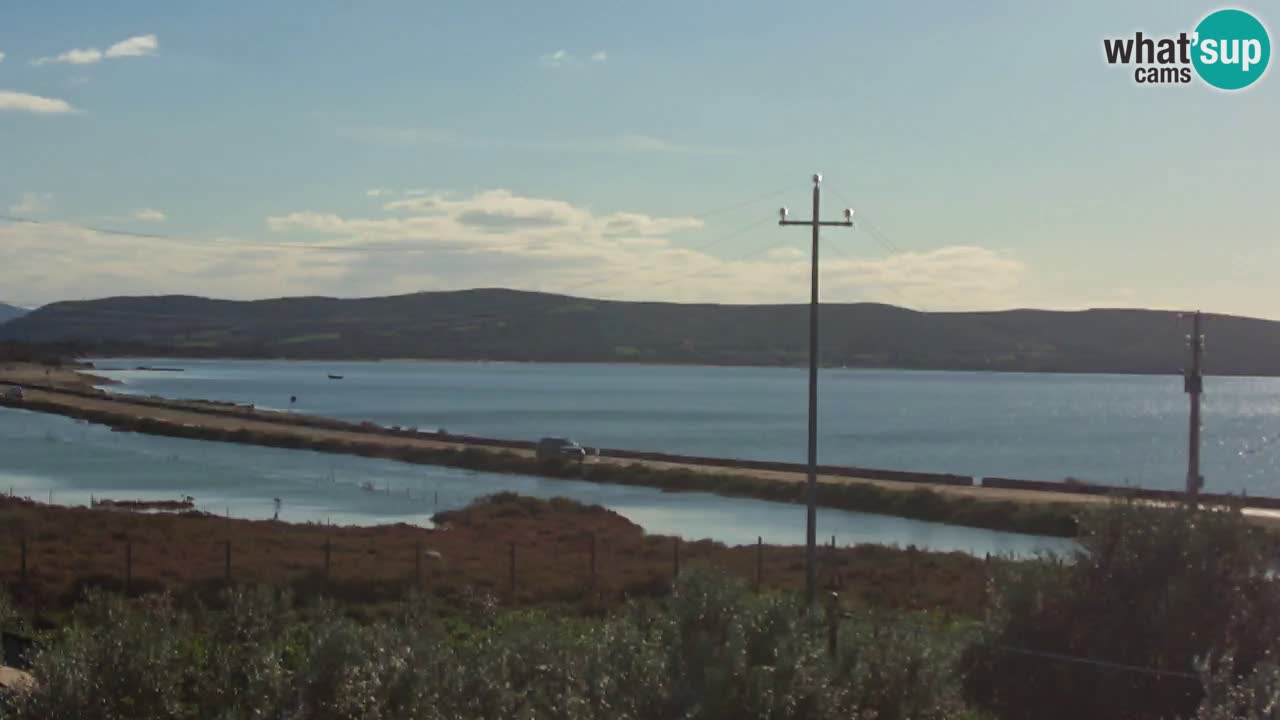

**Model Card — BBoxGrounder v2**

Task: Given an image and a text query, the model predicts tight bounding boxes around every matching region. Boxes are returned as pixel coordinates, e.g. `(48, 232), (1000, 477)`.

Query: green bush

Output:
(1, 572), (976, 720)
(961, 502), (1280, 720)
(13, 591), (189, 720)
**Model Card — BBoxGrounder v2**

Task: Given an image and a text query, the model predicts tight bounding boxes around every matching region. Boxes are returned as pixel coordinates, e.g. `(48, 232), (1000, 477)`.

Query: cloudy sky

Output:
(1, 0), (1277, 317)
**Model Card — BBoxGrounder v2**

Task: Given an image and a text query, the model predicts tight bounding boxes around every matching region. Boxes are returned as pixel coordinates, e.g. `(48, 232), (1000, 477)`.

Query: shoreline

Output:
(80, 354), (1280, 380)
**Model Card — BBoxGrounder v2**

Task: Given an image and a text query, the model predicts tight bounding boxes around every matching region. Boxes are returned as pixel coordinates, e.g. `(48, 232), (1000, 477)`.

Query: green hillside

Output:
(3, 289), (1277, 375)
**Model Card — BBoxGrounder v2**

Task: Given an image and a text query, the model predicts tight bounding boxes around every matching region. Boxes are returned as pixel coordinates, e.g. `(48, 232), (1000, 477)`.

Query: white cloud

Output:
(33, 34), (157, 65)
(0, 51), (6, 64)
(0, 90), (75, 114)
(0, 188), (1028, 310)
(539, 49), (574, 68)
(365, 189), (391, 197)
(34, 48), (102, 66)
(105, 34), (158, 59)
(0, 221), (353, 304)
(132, 208), (166, 222)
(340, 126), (734, 156)
(9, 192), (52, 215)
(260, 189), (1026, 308)
(540, 49), (606, 68)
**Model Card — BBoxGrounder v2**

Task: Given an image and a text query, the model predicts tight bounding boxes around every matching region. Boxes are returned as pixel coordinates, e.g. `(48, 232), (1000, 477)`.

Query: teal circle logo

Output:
(1192, 9), (1270, 90)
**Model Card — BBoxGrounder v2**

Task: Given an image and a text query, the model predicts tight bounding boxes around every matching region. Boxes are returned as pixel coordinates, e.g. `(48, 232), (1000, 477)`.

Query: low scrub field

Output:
(0, 493), (991, 618)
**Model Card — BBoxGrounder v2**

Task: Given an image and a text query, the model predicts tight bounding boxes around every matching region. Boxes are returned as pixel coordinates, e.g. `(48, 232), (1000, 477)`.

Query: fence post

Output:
(414, 540), (422, 586)
(224, 541), (232, 584)
(755, 536), (763, 593)
(673, 537), (680, 579)
(324, 538), (332, 583)
(589, 532), (597, 588)
(19, 538), (27, 585)
(125, 540), (133, 594)
(826, 592), (839, 658)
(509, 542), (516, 596)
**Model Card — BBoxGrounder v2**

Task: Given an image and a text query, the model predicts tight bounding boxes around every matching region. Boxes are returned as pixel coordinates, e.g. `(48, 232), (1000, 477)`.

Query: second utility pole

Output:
(780, 174), (854, 609)
(1185, 311), (1204, 507)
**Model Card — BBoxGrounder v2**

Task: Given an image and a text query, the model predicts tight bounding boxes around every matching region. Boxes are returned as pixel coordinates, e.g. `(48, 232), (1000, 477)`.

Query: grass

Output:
(5, 498), (1278, 719)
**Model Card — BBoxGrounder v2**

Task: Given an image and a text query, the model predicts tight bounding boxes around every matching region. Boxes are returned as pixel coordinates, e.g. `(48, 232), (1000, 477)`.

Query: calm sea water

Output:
(92, 359), (1280, 496)
(0, 407), (1067, 556)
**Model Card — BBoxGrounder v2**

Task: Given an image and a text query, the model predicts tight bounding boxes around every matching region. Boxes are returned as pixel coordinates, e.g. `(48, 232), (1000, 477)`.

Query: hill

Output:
(2, 289), (1278, 374)
(0, 303), (27, 325)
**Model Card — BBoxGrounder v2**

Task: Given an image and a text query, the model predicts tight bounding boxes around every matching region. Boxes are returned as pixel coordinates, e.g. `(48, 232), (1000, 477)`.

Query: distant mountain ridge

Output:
(0, 303), (28, 325)
(2, 289), (1278, 375)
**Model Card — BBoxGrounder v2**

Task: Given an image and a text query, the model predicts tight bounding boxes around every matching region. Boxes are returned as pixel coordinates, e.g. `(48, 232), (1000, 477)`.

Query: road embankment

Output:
(3, 368), (1274, 537)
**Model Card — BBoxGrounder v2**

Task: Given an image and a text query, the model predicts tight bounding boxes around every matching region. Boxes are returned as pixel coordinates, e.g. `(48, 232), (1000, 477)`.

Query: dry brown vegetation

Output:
(0, 493), (990, 618)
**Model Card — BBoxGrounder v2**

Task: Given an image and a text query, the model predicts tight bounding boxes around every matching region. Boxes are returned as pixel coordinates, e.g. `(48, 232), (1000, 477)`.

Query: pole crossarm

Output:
(777, 174), (855, 610)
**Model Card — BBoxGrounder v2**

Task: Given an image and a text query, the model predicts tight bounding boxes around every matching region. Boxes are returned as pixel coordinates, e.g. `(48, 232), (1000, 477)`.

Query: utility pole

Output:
(1184, 311), (1204, 506)
(779, 174), (854, 609)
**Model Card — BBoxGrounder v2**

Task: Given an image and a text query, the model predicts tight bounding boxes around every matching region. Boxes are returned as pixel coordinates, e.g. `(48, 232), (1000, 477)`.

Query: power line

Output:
(982, 642), (1199, 681)
(3, 217), (781, 330)
(0, 186), (789, 255)
(686, 186), (791, 221)
(0, 214), (453, 254)
(826, 185), (1004, 314)
(821, 235), (921, 312)
(840, 609), (1200, 681)
(0, 185), (785, 325)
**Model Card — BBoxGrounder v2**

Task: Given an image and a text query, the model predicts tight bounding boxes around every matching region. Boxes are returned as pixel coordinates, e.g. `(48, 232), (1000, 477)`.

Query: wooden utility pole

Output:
(1185, 311), (1205, 506)
(779, 174), (854, 609)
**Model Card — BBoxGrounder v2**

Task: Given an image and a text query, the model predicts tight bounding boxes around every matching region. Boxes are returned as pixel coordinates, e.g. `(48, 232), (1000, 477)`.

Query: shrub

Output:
(12, 591), (189, 720)
(0, 572), (979, 720)
(961, 501), (1280, 720)
(1194, 650), (1280, 720)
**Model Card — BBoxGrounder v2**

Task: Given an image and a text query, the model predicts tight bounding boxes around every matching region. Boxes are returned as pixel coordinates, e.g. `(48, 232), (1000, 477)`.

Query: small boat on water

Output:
(328, 374), (344, 380)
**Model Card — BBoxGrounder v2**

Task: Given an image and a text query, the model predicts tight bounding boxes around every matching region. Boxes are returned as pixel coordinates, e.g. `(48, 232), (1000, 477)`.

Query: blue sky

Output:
(1, 0), (1277, 317)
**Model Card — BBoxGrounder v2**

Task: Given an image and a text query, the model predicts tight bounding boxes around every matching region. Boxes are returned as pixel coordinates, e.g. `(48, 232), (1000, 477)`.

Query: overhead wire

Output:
(0, 187), (788, 329)
(836, 609), (1199, 681)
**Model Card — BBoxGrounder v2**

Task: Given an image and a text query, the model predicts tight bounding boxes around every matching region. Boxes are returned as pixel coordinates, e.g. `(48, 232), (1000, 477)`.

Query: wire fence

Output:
(0, 528), (1205, 685)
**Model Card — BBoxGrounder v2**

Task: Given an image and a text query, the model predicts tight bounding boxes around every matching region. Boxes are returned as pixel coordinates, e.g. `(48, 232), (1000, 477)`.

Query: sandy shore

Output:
(0, 362), (114, 391)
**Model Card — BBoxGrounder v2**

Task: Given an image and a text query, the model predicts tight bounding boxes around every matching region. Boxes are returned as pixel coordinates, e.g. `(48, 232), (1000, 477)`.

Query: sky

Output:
(1, 0), (1277, 317)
